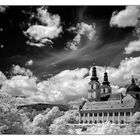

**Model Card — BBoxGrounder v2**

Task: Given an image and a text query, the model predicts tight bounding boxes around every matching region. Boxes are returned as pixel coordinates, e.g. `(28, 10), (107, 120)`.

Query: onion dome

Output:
(90, 66), (99, 82)
(102, 72), (110, 86)
(126, 76), (140, 93)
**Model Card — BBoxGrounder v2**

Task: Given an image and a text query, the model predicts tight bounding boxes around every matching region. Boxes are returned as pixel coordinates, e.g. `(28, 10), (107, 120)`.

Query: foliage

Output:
(0, 92), (25, 134)
(1, 91), (140, 135)
(49, 110), (78, 134)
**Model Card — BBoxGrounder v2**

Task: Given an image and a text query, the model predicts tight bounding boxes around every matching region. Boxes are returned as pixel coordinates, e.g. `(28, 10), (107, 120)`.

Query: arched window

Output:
(101, 88), (104, 94)
(105, 88), (108, 93)
(93, 92), (96, 98)
(93, 84), (96, 89)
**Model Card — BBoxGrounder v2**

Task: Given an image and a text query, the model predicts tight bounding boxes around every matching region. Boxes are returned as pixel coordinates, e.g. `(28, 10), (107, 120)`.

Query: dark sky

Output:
(0, 6), (138, 79)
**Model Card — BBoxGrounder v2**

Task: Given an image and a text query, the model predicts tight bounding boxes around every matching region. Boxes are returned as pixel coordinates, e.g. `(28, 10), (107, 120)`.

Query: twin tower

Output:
(88, 66), (112, 101)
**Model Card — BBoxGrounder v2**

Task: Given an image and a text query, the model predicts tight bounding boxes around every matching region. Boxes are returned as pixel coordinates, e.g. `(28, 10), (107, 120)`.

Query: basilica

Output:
(79, 66), (140, 124)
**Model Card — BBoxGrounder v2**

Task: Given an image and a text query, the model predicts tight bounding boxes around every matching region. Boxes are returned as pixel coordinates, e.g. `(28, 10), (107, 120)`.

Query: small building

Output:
(79, 66), (140, 124)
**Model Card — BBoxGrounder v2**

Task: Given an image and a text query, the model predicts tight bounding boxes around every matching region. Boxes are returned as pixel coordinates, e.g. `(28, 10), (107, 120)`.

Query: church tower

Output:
(88, 66), (101, 101)
(100, 70), (112, 95)
(126, 76), (140, 99)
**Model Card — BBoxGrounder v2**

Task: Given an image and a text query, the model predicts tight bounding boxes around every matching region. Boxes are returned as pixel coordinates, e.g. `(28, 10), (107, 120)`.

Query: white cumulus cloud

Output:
(0, 6), (8, 13)
(1, 56), (140, 104)
(0, 71), (7, 85)
(26, 60), (34, 66)
(124, 40), (140, 54)
(95, 57), (140, 86)
(24, 6), (62, 47)
(66, 22), (96, 50)
(12, 65), (33, 77)
(1, 67), (89, 104)
(110, 6), (140, 27)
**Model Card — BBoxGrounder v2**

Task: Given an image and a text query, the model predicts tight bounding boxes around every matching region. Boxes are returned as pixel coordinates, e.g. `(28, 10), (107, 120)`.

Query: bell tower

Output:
(88, 66), (101, 101)
(100, 70), (112, 95)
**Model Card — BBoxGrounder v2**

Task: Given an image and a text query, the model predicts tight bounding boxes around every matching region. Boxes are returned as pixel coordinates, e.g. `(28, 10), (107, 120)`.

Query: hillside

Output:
(17, 103), (69, 112)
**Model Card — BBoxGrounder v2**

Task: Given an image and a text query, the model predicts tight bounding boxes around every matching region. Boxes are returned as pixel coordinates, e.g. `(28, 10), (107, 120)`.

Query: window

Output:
(94, 113), (97, 117)
(101, 88), (104, 94)
(115, 120), (118, 124)
(126, 112), (130, 116)
(120, 112), (124, 116)
(90, 113), (92, 117)
(115, 112), (118, 116)
(80, 120), (83, 124)
(89, 120), (92, 124)
(93, 84), (96, 89)
(121, 120), (124, 124)
(99, 120), (102, 123)
(85, 113), (87, 117)
(99, 113), (102, 116)
(93, 92), (96, 98)
(105, 88), (108, 93)
(81, 113), (83, 117)
(85, 120), (88, 124)
(110, 120), (112, 123)
(109, 113), (113, 116)
(94, 120), (97, 124)
(104, 113), (107, 116)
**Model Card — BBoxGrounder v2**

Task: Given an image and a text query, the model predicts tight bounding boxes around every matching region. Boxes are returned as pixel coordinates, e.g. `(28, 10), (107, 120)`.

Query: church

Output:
(78, 66), (140, 124)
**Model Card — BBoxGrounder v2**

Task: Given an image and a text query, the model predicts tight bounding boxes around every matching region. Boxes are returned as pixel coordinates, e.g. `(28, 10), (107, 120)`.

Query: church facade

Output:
(79, 66), (140, 124)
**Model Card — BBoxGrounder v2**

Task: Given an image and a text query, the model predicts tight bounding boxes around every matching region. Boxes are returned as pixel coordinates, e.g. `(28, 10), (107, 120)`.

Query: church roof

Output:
(108, 93), (122, 101)
(126, 84), (140, 93)
(81, 94), (136, 112)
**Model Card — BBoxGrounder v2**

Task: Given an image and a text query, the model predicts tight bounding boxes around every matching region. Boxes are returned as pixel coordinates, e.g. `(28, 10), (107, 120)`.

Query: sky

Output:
(0, 6), (140, 105)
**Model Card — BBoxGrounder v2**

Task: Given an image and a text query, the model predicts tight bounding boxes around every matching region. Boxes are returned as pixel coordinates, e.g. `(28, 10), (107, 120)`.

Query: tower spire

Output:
(131, 75), (135, 85)
(90, 66), (99, 82)
(102, 69), (110, 86)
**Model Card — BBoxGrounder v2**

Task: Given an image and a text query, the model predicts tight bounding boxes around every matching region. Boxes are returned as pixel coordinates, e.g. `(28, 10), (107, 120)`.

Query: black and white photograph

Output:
(0, 3), (140, 135)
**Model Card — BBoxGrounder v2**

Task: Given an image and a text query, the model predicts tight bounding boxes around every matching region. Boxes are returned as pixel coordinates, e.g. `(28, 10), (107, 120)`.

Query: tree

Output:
(49, 110), (78, 134)
(50, 116), (76, 134)
(0, 92), (26, 134)
(31, 106), (64, 134)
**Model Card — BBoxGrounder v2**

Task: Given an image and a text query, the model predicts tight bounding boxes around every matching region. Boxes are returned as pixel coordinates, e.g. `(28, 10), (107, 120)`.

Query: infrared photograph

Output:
(0, 5), (140, 135)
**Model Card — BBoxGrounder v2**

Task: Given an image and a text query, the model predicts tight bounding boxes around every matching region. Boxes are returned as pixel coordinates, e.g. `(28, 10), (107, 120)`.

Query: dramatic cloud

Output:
(25, 60), (34, 66)
(111, 85), (126, 95)
(66, 22), (96, 50)
(0, 44), (4, 48)
(0, 6), (8, 13)
(2, 56), (140, 104)
(0, 71), (7, 85)
(12, 65), (33, 76)
(1, 67), (89, 104)
(124, 40), (140, 54)
(95, 57), (140, 86)
(24, 6), (62, 47)
(110, 6), (140, 27)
